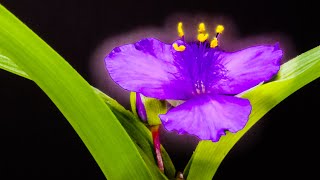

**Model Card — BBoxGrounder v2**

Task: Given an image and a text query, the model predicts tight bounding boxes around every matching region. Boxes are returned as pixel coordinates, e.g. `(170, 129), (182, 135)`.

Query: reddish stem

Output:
(151, 125), (164, 172)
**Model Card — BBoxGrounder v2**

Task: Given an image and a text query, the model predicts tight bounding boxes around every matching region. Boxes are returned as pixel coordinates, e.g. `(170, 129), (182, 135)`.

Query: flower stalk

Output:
(150, 125), (164, 172)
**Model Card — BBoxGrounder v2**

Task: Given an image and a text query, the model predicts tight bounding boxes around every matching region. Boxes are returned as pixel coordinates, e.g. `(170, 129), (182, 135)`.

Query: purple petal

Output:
(160, 94), (251, 142)
(212, 44), (283, 94)
(105, 38), (193, 100)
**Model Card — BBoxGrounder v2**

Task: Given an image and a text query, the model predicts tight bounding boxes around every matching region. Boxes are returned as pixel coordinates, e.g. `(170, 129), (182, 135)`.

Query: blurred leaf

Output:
(0, 4), (164, 179)
(185, 45), (320, 179)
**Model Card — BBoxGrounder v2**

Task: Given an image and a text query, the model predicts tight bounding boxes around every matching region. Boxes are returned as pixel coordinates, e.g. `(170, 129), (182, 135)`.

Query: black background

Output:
(0, 0), (319, 179)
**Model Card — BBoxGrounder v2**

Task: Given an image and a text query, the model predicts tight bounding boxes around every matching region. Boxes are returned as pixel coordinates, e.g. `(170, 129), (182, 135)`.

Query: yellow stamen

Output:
(197, 22), (209, 42)
(216, 25), (224, 34)
(198, 23), (206, 33)
(197, 33), (209, 42)
(177, 22), (184, 37)
(173, 43), (186, 51)
(210, 37), (218, 48)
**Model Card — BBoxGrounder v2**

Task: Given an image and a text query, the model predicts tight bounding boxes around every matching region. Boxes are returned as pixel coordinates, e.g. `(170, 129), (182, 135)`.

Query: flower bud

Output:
(130, 92), (168, 125)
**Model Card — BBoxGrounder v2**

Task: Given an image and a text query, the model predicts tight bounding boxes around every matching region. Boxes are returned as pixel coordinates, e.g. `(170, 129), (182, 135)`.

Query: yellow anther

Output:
(197, 33), (209, 42)
(177, 22), (184, 37)
(198, 23), (206, 33)
(216, 25), (224, 34)
(173, 43), (186, 51)
(197, 23), (209, 42)
(210, 37), (218, 48)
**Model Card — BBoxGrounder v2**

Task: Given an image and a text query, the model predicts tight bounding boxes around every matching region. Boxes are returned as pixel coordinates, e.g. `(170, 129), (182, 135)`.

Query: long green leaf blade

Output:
(96, 88), (176, 178)
(0, 54), (29, 79)
(0, 55), (175, 179)
(0, 4), (156, 179)
(186, 45), (320, 179)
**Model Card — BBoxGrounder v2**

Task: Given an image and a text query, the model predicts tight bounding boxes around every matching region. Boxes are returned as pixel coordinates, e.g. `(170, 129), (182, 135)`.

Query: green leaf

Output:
(0, 56), (176, 179)
(0, 54), (29, 79)
(0, 54), (176, 180)
(0, 4), (160, 179)
(0, 8), (175, 178)
(97, 89), (176, 178)
(185, 45), (320, 179)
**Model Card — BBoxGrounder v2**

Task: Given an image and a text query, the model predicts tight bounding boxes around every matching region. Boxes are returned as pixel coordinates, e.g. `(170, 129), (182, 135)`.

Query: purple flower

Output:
(105, 22), (283, 142)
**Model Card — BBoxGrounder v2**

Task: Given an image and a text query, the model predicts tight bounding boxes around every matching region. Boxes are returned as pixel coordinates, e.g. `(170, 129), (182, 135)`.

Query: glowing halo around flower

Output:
(105, 22), (283, 142)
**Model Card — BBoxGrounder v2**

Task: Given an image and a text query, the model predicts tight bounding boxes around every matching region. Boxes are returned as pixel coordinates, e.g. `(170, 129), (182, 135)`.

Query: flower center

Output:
(172, 22), (227, 96)
(178, 42), (227, 96)
(195, 80), (206, 94)
(172, 22), (224, 52)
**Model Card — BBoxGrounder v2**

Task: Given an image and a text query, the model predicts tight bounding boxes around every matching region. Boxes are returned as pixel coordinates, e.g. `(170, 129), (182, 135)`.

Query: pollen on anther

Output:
(177, 22), (184, 37)
(210, 37), (218, 48)
(198, 23), (206, 33)
(197, 23), (209, 42)
(198, 33), (209, 42)
(173, 43), (186, 51)
(216, 25), (224, 34)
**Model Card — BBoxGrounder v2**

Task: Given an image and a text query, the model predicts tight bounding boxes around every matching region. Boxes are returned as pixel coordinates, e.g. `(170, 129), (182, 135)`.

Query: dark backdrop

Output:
(0, 0), (319, 179)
